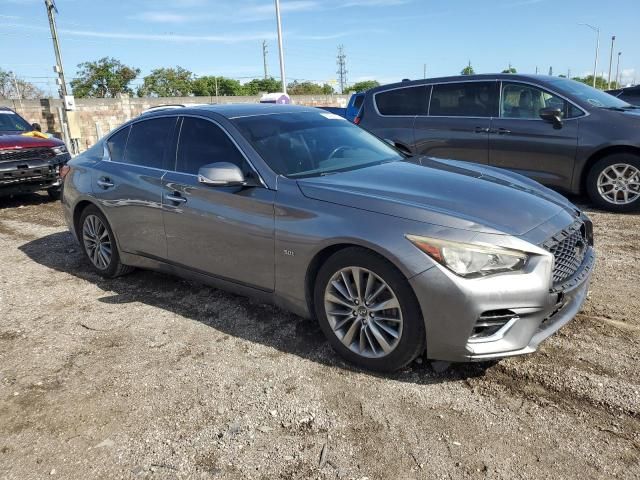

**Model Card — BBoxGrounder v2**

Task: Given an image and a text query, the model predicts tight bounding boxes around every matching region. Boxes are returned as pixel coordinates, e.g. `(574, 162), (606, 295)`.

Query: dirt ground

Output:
(0, 193), (639, 480)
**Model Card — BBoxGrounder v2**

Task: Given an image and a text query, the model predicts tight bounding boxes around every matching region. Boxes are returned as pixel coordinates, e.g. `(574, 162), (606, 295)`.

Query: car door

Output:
(412, 81), (498, 163)
(161, 116), (276, 291)
(489, 82), (579, 189)
(95, 116), (177, 259)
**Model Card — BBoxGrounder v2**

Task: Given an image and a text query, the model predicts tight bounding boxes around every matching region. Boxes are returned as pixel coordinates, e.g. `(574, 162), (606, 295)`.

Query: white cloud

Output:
(619, 68), (637, 87)
(341, 0), (411, 6)
(130, 12), (196, 23)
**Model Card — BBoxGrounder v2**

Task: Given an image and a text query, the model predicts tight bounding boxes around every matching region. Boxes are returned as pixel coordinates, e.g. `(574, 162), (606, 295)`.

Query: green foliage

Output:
(192, 76), (243, 96)
(461, 62), (475, 76)
(241, 77), (282, 95)
(349, 80), (380, 93)
(571, 74), (618, 90)
(71, 57), (140, 98)
(0, 67), (45, 99)
(502, 66), (517, 74)
(138, 67), (194, 97)
(287, 81), (333, 95)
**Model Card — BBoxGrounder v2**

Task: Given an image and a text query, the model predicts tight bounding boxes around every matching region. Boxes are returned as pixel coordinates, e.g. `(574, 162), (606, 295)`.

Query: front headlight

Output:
(406, 234), (528, 278)
(52, 145), (67, 155)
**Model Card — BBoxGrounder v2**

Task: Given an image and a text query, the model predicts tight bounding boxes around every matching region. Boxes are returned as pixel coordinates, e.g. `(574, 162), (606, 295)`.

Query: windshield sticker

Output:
(320, 113), (346, 120)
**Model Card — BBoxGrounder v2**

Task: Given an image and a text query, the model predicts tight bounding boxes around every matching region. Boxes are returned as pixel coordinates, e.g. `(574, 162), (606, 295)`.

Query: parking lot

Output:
(0, 194), (638, 480)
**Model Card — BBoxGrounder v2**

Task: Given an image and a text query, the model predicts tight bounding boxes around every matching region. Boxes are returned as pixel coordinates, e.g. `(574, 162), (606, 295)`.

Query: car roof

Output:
(140, 103), (319, 120)
(366, 73), (566, 94)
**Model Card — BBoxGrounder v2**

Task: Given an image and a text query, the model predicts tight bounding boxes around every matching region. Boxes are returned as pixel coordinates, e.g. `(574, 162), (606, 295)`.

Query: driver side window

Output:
(501, 83), (568, 119)
(176, 117), (248, 175)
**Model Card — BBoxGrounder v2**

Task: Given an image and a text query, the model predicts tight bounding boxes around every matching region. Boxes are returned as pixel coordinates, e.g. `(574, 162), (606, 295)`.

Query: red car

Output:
(0, 107), (71, 200)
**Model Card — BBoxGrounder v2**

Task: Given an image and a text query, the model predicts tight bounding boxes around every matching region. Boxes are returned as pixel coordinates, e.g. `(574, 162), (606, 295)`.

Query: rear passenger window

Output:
(375, 86), (427, 115)
(430, 82), (497, 117)
(353, 95), (364, 109)
(124, 117), (176, 169)
(176, 117), (247, 175)
(106, 126), (129, 163)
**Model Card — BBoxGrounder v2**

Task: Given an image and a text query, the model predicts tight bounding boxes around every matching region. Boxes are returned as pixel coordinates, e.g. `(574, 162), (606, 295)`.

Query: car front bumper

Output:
(0, 153), (70, 197)
(409, 245), (595, 362)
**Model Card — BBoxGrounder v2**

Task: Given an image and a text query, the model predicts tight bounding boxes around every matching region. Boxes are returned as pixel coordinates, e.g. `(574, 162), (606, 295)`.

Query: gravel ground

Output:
(0, 193), (639, 480)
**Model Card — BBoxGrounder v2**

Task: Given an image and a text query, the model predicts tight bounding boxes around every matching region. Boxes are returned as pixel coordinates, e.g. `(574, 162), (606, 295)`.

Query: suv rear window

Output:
(353, 94), (364, 110)
(429, 82), (497, 117)
(375, 86), (428, 116)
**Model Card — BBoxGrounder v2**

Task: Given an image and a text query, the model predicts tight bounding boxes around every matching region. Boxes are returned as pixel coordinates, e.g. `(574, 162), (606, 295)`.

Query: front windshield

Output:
(548, 78), (632, 109)
(232, 111), (403, 178)
(0, 110), (32, 132)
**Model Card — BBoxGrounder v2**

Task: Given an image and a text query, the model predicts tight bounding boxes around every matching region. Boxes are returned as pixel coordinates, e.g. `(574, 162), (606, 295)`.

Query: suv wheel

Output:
(79, 205), (133, 278)
(314, 247), (425, 372)
(587, 153), (640, 212)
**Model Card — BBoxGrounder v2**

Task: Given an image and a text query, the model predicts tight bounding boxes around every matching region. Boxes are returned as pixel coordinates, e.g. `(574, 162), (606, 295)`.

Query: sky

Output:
(1, 0), (638, 96)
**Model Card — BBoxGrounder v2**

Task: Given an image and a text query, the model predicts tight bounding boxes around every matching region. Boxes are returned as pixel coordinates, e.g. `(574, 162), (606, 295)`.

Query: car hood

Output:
(297, 157), (578, 236)
(0, 134), (64, 150)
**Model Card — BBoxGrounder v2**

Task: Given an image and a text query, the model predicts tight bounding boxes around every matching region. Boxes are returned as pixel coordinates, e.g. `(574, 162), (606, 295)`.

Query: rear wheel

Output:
(314, 247), (425, 372)
(586, 154), (640, 212)
(79, 205), (133, 278)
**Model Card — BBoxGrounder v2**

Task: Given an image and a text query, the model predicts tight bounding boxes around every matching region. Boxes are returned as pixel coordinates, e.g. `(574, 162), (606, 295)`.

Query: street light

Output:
(615, 51), (622, 87)
(607, 35), (615, 89)
(579, 23), (600, 88)
(274, 0), (287, 94)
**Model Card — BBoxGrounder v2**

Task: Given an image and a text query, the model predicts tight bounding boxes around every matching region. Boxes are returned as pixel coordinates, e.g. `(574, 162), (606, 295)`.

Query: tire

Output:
(586, 153), (640, 213)
(79, 205), (134, 278)
(47, 187), (61, 201)
(313, 247), (425, 372)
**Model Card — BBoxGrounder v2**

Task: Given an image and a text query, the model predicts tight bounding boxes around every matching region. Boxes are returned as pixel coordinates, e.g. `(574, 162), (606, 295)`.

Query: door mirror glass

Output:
(198, 162), (246, 186)
(539, 107), (563, 128)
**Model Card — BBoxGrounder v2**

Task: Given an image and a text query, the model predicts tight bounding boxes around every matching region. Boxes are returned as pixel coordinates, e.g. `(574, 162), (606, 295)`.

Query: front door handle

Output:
(97, 177), (114, 189)
(474, 127), (490, 133)
(497, 128), (512, 135)
(164, 193), (187, 204)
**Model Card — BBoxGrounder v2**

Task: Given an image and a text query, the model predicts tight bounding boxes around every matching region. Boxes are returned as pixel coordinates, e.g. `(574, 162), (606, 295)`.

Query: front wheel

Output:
(314, 247), (425, 372)
(586, 154), (640, 212)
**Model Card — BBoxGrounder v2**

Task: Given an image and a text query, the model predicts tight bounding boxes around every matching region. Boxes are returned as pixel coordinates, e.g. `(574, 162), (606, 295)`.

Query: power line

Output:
(336, 44), (347, 94)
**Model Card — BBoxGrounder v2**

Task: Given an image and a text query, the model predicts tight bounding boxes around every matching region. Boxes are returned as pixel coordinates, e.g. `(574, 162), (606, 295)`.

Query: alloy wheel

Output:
(82, 214), (112, 270)
(323, 266), (403, 358)
(597, 163), (640, 205)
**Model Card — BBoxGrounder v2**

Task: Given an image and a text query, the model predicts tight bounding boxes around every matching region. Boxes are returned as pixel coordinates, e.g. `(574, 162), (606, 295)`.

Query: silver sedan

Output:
(62, 104), (595, 372)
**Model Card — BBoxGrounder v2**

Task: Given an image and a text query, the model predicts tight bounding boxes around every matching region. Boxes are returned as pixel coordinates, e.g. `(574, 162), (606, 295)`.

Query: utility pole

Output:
(535, 66), (539, 74)
(262, 40), (269, 79)
(274, 0), (287, 94)
(11, 72), (24, 112)
(615, 51), (622, 87)
(607, 35), (616, 89)
(45, 0), (68, 97)
(579, 23), (599, 88)
(423, 63), (426, 79)
(337, 45), (347, 94)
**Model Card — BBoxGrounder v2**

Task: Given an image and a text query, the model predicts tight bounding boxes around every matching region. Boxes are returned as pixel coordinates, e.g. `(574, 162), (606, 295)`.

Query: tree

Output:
(0, 68), (45, 99)
(321, 83), (335, 95)
(287, 81), (326, 95)
(461, 61), (475, 76)
(350, 80), (380, 92)
(192, 76), (243, 96)
(138, 67), (194, 97)
(241, 77), (282, 95)
(572, 74), (617, 90)
(502, 65), (517, 74)
(70, 57), (140, 98)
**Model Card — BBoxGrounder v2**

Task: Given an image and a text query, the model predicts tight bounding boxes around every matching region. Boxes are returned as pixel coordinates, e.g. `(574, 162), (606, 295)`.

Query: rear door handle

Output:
(164, 193), (187, 204)
(474, 127), (490, 133)
(497, 128), (512, 135)
(97, 177), (114, 189)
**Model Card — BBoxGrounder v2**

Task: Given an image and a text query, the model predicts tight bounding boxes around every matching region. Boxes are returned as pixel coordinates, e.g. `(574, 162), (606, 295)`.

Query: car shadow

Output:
(19, 231), (498, 385)
(0, 192), (55, 210)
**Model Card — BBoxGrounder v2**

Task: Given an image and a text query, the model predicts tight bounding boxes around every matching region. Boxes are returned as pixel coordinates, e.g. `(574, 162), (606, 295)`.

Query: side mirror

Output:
(539, 107), (563, 128)
(31, 122), (42, 132)
(198, 162), (246, 187)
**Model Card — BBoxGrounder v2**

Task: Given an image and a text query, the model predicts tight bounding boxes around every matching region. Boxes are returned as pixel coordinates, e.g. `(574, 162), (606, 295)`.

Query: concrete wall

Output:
(1, 95), (350, 152)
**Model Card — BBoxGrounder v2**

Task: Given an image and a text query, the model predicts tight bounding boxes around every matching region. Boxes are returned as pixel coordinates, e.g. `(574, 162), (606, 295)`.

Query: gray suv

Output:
(62, 104), (594, 372)
(357, 74), (640, 212)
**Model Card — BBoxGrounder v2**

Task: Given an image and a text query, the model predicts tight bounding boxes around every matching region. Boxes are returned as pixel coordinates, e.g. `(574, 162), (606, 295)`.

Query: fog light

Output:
(470, 309), (519, 340)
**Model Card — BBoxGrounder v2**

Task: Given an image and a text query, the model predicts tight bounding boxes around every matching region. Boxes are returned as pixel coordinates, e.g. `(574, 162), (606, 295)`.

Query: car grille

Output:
(0, 148), (55, 163)
(542, 221), (589, 285)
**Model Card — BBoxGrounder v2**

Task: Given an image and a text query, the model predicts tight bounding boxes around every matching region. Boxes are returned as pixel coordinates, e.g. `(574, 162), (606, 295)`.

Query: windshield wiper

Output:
(600, 106), (627, 111)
